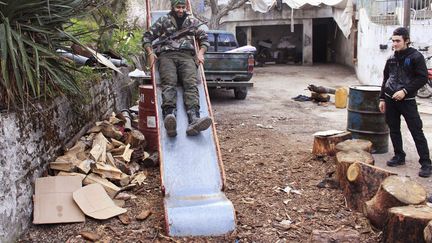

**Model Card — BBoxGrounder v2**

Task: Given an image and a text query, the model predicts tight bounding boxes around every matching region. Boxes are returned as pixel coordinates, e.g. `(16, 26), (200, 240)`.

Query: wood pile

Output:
(312, 137), (432, 243)
(49, 112), (158, 199)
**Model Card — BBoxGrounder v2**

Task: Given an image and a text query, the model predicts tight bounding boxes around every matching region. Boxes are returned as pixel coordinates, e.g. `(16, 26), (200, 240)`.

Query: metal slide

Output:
(145, 0), (235, 236)
(156, 72), (236, 236)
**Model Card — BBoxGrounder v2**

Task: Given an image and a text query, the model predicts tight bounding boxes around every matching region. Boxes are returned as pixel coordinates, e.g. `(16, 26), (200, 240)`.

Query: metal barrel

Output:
(347, 85), (389, 154)
(139, 85), (159, 152)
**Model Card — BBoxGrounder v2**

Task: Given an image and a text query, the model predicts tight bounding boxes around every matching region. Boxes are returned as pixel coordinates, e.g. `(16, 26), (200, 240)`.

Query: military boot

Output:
(186, 109), (212, 136)
(163, 108), (177, 137)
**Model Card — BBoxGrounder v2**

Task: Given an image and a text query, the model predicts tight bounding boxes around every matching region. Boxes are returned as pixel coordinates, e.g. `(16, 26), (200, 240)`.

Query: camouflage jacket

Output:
(142, 11), (209, 54)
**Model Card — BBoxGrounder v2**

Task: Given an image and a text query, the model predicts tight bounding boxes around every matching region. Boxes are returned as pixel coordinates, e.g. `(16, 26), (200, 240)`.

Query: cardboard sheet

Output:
(33, 176), (85, 224)
(73, 184), (126, 220)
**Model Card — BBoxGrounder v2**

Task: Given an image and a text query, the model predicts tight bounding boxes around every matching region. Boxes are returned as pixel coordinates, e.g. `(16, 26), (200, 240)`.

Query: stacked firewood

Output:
(312, 136), (432, 243)
(49, 111), (158, 199)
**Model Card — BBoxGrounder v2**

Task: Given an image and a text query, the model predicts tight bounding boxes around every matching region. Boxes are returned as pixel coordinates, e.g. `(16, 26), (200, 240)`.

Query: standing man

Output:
(379, 27), (431, 177)
(142, 0), (212, 137)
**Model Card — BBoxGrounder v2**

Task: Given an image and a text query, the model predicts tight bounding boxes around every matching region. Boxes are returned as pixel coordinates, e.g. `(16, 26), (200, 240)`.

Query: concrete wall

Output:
(220, 4), (333, 29)
(334, 27), (355, 67)
(303, 19), (313, 65)
(0, 70), (138, 242)
(356, 9), (432, 85)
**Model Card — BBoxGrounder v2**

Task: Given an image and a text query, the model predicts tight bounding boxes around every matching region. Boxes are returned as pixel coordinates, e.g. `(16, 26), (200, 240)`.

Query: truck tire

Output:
(234, 87), (248, 100)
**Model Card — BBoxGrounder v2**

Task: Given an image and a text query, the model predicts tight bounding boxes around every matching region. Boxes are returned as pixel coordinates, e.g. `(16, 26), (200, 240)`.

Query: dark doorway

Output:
(313, 18), (336, 63)
(236, 27), (248, 47)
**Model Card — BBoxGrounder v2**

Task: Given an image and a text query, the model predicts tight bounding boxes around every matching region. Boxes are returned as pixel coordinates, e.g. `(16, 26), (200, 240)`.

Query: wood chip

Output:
(136, 210), (152, 221)
(118, 214), (130, 225)
(79, 231), (101, 242)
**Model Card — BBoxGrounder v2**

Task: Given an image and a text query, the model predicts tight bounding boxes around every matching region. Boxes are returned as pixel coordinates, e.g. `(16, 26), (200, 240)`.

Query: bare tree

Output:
(206, 0), (249, 29)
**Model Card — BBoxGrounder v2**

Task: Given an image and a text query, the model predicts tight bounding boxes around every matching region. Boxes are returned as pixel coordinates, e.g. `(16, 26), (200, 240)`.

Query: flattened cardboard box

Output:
(33, 176), (85, 224)
(73, 183), (126, 220)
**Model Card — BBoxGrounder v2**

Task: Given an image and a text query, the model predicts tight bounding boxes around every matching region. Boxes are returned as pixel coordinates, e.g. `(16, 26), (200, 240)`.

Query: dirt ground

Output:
(20, 64), (432, 242)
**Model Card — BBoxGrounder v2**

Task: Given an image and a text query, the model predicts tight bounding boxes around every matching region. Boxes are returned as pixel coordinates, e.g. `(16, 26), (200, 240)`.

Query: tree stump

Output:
(310, 227), (360, 243)
(425, 220), (432, 243)
(335, 139), (373, 153)
(344, 162), (396, 212)
(383, 205), (432, 243)
(364, 175), (427, 229)
(312, 131), (352, 156)
(336, 150), (374, 193)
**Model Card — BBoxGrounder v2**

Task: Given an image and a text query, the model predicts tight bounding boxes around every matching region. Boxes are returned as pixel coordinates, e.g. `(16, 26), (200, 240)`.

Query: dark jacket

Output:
(380, 47), (428, 100)
(142, 11), (209, 54)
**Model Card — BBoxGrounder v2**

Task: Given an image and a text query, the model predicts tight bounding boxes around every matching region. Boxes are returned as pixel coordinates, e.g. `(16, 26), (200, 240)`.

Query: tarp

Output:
(249, 0), (353, 38)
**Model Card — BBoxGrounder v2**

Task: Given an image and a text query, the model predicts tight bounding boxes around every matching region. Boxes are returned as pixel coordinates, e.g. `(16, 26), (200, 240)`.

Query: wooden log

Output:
(50, 141), (89, 172)
(308, 84), (336, 94)
(312, 131), (352, 156)
(384, 205), (432, 243)
(110, 145), (126, 156)
(124, 129), (146, 149)
(364, 175), (427, 229)
(114, 159), (132, 175)
(335, 139), (373, 153)
(344, 162), (396, 211)
(98, 121), (123, 140)
(83, 173), (121, 198)
(49, 159), (75, 172)
(77, 159), (94, 174)
(57, 171), (87, 181)
(114, 144), (134, 163)
(425, 220), (432, 243)
(90, 132), (108, 162)
(91, 163), (124, 180)
(336, 150), (374, 193)
(311, 92), (330, 102)
(106, 152), (117, 168)
(142, 152), (159, 168)
(310, 227), (360, 243)
(110, 138), (124, 148)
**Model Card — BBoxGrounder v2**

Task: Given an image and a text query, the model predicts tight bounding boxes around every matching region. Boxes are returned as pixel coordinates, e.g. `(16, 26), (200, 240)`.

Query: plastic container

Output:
(335, 87), (348, 108)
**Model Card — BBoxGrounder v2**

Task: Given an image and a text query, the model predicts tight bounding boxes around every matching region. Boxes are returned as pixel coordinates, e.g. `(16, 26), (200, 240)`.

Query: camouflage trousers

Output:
(158, 51), (199, 115)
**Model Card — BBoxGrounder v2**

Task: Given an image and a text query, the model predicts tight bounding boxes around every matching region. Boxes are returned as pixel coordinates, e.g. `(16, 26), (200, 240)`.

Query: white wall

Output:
(356, 9), (432, 85)
(334, 26), (355, 67)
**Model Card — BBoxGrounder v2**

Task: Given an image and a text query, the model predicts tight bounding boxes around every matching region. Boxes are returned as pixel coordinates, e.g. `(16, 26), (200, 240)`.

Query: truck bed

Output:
(204, 52), (253, 82)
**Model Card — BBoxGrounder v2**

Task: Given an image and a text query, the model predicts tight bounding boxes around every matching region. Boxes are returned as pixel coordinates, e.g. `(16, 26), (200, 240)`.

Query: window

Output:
(217, 33), (237, 47)
(207, 33), (216, 52)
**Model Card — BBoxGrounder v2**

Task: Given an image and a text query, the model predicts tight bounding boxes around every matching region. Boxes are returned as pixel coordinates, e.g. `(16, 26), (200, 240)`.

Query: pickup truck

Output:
(204, 30), (254, 100)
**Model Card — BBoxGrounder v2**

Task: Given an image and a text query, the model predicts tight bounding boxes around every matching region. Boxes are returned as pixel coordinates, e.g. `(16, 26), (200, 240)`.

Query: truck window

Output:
(207, 33), (216, 52)
(217, 34), (237, 49)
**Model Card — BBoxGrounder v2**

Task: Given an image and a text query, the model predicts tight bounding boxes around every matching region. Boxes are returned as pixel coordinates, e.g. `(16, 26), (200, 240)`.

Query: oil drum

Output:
(139, 85), (159, 152)
(347, 85), (389, 153)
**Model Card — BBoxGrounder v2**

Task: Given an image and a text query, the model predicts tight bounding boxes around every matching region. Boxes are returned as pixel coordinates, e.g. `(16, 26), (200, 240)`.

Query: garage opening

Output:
(313, 18), (337, 63)
(239, 25), (303, 65)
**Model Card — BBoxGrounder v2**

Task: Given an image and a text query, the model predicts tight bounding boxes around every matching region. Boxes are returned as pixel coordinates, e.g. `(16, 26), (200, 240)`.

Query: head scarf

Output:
(171, 0), (186, 6)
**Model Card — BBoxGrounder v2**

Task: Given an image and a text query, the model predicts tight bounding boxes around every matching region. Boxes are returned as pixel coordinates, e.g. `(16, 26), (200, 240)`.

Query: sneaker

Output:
(386, 155), (406, 167)
(419, 166), (432, 178)
(164, 114), (177, 137)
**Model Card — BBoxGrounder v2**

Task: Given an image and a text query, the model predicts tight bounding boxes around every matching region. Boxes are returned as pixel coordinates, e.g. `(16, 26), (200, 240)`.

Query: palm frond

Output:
(0, 0), (99, 108)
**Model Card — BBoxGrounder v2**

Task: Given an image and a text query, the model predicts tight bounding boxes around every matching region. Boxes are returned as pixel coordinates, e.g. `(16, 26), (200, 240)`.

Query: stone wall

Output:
(0, 70), (138, 242)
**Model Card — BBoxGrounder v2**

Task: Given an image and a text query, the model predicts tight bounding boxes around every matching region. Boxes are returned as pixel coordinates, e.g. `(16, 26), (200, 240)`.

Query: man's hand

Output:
(379, 100), (386, 113)
(196, 52), (205, 64)
(196, 47), (206, 65)
(392, 90), (406, 101)
(148, 52), (157, 68)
